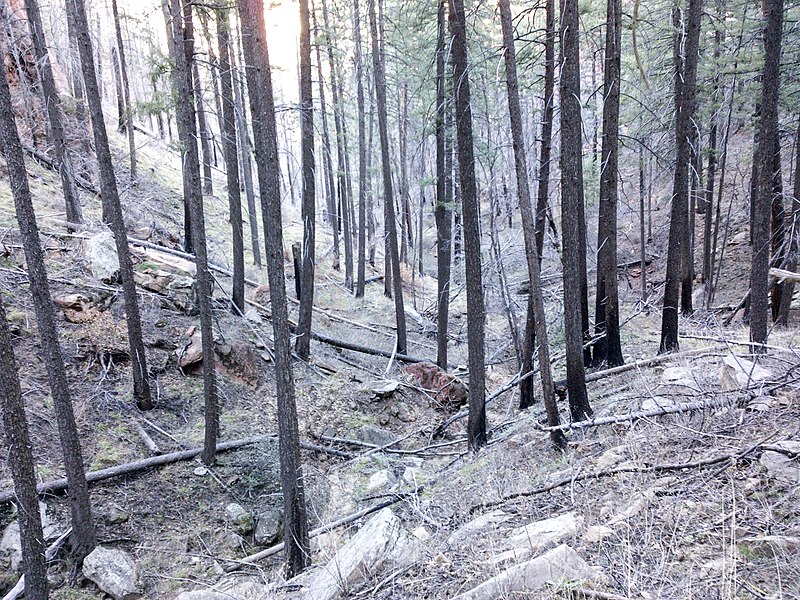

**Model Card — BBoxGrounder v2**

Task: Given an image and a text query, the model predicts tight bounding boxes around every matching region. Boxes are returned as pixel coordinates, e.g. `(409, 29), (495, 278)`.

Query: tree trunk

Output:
(111, 0), (136, 180)
(68, 0), (153, 411)
(24, 0), (82, 226)
(398, 83), (414, 264)
(592, 0), (624, 368)
(659, 0), (702, 353)
(750, 0), (784, 350)
(776, 119), (800, 326)
(559, 0), (593, 420)
(239, 0), (310, 576)
(216, 6), (245, 315)
(111, 45), (125, 133)
(296, 0), (316, 361)
(769, 137), (785, 321)
(0, 293), (48, 599)
(168, 0), (219, 463)
(368, 0), (407, 354)
(0, 55), (96, 560)
(355, 0), (368, 297)
(193, 59), (214, 195)
(449, 0), (486, 450)
(639, 147), (648, 303)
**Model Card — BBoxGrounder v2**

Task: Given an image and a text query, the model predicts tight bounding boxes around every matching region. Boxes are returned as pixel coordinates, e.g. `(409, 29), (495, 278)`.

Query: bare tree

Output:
(355, 0), (368, 297)
(111, 0), (136, 180)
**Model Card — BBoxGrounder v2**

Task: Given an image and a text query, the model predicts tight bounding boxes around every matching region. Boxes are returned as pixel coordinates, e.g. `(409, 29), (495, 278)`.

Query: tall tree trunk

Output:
(498, 0), (564, 447)
(111, 0), (136, 180)
(592, 0), (624, 367)
(777, 119), (800, 326)
(750, 0), (783, 350)
(355, 0), (368, 297)
(559, 0), (593, 420)
(296, 0), (315, 361)
(68, 0), (153, 411)
(769, 137), (785, 320)
(701, 17), (720, 297)
(659, 0), (702, 353)
(639, 147), (648, 303)
(239, 0), (310, 576)
(111, 45), (125, 133)
(193, 59), (214, 195)
(0, 293), (48, 599)
(369, 0), (407, 353)
(216, 6), (244, 315)
(398, 83), (414, 264)
(0, 57), (96, 560)
(449, 0), (486, 450)
(24, 0), (83, 226)
(168, 0), (218, 463)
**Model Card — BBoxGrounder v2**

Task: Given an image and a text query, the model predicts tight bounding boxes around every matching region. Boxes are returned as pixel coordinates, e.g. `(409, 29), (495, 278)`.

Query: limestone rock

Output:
(452, 544), (604, 600)
(447, 510), (511, 546)
(85, 229), (120, 282)
(583, 525), (614, 544)
(174, 580), (269, 600)
(659, 366), (700, 392)
(489, 512), (583, 564)
(0, 502), (60, 572)
(300, 508), (419, 600)
(225, 503), (255, 535)
(366, 469), (396, 493)
(369, 380), (400, 398)
(719, 355), (772, 391)
(83, 546), (142, 600)
(759, 441), (800, 484)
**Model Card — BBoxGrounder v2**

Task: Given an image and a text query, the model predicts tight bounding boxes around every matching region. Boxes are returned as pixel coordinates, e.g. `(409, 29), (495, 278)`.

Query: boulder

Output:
(366, 469), (396, 493)
(452, 544), (604, 600)
(82, 546), (142, 600)
(447, 510), (511, 546)
(719, 355), (772, 391)
(369, 380), (400, 398)
(759, 441), (800, 484)
(85, 229), (120, 281)
(254, 508), (283, 546)
(300, 508), (419, 600)
(488, 512), (583, 564)
(225, 503), (255, 535)
(404, 362), (468, 410)
(357, 425), (397, 448)
(658, 366), (700, 392)
(174, 580), (269, 600)
(134, 266), (196, 313)
(0, 502), (60, 572)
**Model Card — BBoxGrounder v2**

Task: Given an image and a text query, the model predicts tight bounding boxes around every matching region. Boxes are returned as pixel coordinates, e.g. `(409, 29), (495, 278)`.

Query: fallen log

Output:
(770, 267), (800, 284)
(21, 143), (98, 195)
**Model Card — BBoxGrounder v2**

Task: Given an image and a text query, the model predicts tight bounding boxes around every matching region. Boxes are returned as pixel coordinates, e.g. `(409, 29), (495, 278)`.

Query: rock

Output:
(174, 580), (269, 600)
(105, 506), (130, 525)
(249, 284), (271, 306)
(719, 355), (773, 391)
(606, 491), (656, 527)
(658, 366), (700, 392)
(583, 525), (614, 543)
(85, 229), (120, 281)
(300, 509), (419, 600)
(447, 510), (512, 546)
(759, 441), (800, 484)
(738, 535), (800, 557)
(358, 425), (397, 447)
(412, 526), (431, 542)
(225, 503), (255, 535)
(402, 466), (420, 485)
(747, 395), (777, 411)
(452, 544), (605, 600)
(53, 293), (99, 323)
(254, 508), (283, 546)
(641, 396), (676, 412)
(392, 402), (416, 423)
(366, 469), (396, 493)
(369, 379), (400, 398)
(489, 512), (583, 564)
(0, 503), (60, 571)
(404, 362), (468, 411)
(244, 308), (262, 324)
(179, 330), (204, 369)
(193, 466), (209, 476)
(595, 447), (625, 470)
(135, 266), (196, 314)
(82, 546), (142, 600)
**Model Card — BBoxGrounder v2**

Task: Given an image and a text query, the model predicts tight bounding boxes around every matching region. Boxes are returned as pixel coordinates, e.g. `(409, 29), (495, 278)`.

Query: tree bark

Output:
(0, 54), (96, 560)
(111, 0), (136, 181)
(355, 0), (368, 297)
(239, 0), (310, 576)
(776, 120), (800, 326)
(750, 0), (784, 350)
(659, 0), (702, 353)
(368, 0), (407, 354)
(559, 0), (593, 420)
(193, 58), (214, 195)
(216, 7), (245, 315)
(0, 293), (48, 599)
(449, 0), (487, 450)
(592, 0), (624, 368)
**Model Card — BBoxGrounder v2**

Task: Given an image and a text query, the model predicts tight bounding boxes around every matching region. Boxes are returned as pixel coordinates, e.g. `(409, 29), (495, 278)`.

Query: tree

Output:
(0, 55), (96, 560)
(559, 0), (593, 421)
(0, 293), (48, 599)
(434, 0), (452, 370)
(368, 0), (407, 354)
(111, 0), (137, 181)
(449, 0), (487, 450)
(68, 0), (154, 410)
(354, 0), (368, 298)
(535, 0), (556, 259)
(23, 0), (82, 226)
(777, 120), (800, 326)
(216, 6), (245, 315)
(239, 0), (310, 576)
(296, 0), (315, 360)
(750, 0), (784, 350)
(659, 0), (703, 353)
(592, 0), (624, 367)
(498, 0), (565, 447)
(167, 0), (218, 464)
(193, 58), (214, 196)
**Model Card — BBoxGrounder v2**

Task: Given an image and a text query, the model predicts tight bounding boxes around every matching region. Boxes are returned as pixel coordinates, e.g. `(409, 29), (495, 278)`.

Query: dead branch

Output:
(134, 421), (161, 455)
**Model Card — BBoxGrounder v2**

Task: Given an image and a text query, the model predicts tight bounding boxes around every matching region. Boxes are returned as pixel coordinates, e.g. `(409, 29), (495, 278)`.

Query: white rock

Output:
(583, 525), (614, 543)
(366, 469), (395, 493)
(244, 308), (262, 324)
(225, 503), (255, 535)
(595, 447), (625, 470)
(719, 355), (772, 391)
(0, 503), (60, 571)
(641, 396), (675, 412)
(85, 229), (120, 281)
(492, 512), (583, 564)
(659, 366), (700, 391)
(452, 544), (604, 600)
(447, 510), (511, 546)
(607, 491), (655, 527)
(412, 526), (431, 542)
(83, 546), (142, 600)
(402, 467), (420, 485)
(759, 441), (800, 484)
(174, 580), (270, 599)
(300, 508), (419, 600)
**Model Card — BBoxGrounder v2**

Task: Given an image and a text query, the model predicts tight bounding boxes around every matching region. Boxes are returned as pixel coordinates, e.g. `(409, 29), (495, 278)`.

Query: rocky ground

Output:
(0, 130), (797, 599)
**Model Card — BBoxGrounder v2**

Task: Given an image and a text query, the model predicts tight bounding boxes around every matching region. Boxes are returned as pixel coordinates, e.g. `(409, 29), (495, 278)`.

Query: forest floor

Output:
(0, 129), (797, 599)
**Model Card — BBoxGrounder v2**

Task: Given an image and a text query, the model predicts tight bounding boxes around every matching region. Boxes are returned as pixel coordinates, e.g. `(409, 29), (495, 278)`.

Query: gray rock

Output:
(366, 469), (396, 493)
(488, 512), (583, 564)
(300, 508), (419, 600)
(254, 508), (283, 546)
(719, 355), (772, 391)
(357, 425), (397, 447)
(447, 510), (511, 546)
(83, 546), (142, 600)
(174, 580), (270, 599)
(452, 544), (604, 600)
(244, 308), (262, 324)
(225, 503), (254, 535)
(106, 506), (130, 525)
(85, 229), (120, 281)
(760, 441), (800, 484)
(0, 502), (59, 572)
